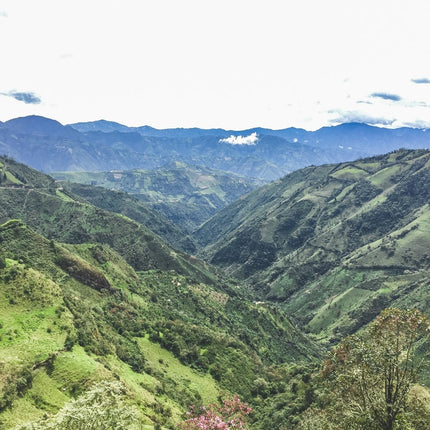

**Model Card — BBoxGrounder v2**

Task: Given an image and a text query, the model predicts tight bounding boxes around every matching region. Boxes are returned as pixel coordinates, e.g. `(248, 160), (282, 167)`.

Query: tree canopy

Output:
(299, 308), (430, 430)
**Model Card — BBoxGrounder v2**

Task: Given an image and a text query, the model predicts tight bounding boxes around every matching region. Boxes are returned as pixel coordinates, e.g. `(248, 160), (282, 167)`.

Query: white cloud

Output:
(1, 1), (430, 129)
(219, 132), (259, 145)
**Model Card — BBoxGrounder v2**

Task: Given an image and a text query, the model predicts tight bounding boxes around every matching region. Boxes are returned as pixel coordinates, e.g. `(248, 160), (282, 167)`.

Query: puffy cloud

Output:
(370, 92), (402, 102)
(219, 132), (259, 145)
(1, 90), (41, 104)
(411, 78), (430, 84)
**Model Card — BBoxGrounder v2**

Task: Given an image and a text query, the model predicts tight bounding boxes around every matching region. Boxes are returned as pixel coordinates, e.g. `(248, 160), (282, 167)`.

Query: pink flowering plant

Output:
(178, 396), (252, 429)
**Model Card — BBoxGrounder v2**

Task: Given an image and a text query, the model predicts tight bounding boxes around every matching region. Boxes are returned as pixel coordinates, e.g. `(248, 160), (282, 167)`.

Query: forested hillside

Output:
(0, 156), (321, 429)
(54, 163), (263, 232)
(197, 149), (430, 342)
(1, 149), (430, 428)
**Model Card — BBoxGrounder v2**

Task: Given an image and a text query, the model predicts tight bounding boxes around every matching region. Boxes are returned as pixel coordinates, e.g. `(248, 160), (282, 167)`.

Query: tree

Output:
(304, 308), (430, 430)
(178, 396), (252, 430)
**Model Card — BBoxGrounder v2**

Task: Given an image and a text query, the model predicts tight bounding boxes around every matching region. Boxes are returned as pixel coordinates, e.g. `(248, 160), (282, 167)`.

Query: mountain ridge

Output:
(1, 115), (429, 180)
(55, 163), (263, 232)
(196, 149), (430, 342)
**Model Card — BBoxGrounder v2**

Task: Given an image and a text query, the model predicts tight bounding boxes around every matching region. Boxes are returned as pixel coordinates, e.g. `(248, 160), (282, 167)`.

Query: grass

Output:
(4, 170), (24, 185)
(330, 165), (368, 181)
(0, 287), (70, 372)
(137, 337), (220, 405)
(307, 287), (372, 333)
(50, 346), (108, 392)
(368, 164), (404, 187)
(55, 189), (75, 202)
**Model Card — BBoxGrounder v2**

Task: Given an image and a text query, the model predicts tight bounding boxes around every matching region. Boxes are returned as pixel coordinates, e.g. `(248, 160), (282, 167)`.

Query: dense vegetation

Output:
(0, 156), (321, 429)
(1, 147), (430, 428)
(197, 149), (430, 344)
(0, 219), (321, 429)
(0, 156), (215, 284)
(55, 182), (197, 253)
(298, 308), (430, 430)
(54, 163), (263, 232)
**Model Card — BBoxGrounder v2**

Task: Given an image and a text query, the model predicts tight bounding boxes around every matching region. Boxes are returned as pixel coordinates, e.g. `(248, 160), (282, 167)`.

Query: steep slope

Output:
(197, 149), (430, 342)
(0, 156), (214, 285)
(0, 220), (319, 429)
(54, 163), (264, 231)
(57, 182), (197, 253)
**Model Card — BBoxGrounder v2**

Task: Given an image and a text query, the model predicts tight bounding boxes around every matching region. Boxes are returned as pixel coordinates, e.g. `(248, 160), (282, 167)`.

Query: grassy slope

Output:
(0, 220), (319, 429)
(0, 156), (321, 428)
(197, 149), (430, 342)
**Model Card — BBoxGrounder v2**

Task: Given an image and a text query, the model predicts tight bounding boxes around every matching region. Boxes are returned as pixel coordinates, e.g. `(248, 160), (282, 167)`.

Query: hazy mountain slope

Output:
(0, 220), (320, 428)
(0, 156), (215, 284)
(196, 149), (430, 341)
(58, 182), (197, 253)
(70, 120), (430, 154)
(0, 115), (332, 180)
(0, 116), (170, 173)
(55, 163), (264, 231)
(3, 115), (430, 181)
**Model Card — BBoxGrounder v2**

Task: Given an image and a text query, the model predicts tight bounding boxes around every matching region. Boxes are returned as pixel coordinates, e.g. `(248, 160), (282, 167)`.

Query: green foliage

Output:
(0, 157), (220, 285)
(59, 182), (197, 253)
(299, 308), (430, 430)
(0, 218), (320, 428)
(56, 163), (262, 232)
(0, 367), (33, 412)
(197, 150), (430, 341)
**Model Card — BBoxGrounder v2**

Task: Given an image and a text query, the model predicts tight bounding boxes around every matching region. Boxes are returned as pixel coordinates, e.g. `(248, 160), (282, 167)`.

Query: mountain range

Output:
(1, 115), (430, 180)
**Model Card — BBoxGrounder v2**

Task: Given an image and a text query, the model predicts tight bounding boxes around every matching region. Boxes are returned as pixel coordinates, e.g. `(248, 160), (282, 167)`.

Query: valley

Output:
(0, 117), (430, 428)
(197, 149), (430, 344)
(53, 163), (263, 233)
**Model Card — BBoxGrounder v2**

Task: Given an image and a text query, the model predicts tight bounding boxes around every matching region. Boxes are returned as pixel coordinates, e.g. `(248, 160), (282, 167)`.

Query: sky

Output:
(1, 0), (430, 130)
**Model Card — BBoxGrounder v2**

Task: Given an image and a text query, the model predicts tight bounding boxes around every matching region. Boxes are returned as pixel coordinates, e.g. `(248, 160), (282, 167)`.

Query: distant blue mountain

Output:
(0, 115), (429, 180)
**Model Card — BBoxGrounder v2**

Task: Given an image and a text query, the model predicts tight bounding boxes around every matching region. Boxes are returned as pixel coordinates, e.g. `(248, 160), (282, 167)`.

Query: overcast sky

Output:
(1, 0), (430, 130)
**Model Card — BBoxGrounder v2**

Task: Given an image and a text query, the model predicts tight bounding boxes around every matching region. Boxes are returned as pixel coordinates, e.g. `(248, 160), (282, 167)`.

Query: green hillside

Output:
(0, 220), (319, 429)
(0, 156), (322, 429)
(54, 163), (263, 231)
(58, 182), (197, 253)
(196, 149), (430, 342)
(0, 156), (215, 285)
